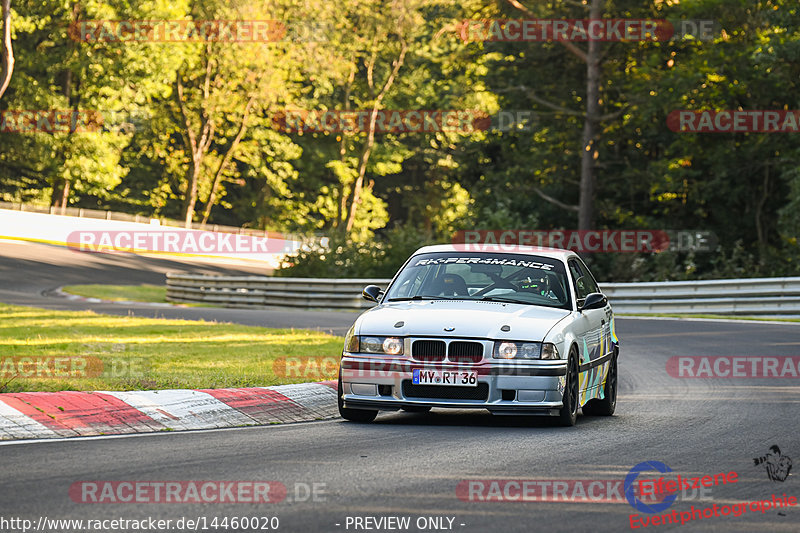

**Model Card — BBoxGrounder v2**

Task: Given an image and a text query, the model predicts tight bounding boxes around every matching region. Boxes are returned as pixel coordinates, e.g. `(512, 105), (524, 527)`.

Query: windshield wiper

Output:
(387, 295), (453, 302)
(476, 296), (530, 305)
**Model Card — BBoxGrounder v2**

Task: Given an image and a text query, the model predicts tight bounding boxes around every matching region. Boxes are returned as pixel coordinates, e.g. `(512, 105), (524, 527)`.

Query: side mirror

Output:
(362, 285), (383, 303)
(580, 292), (607, 311)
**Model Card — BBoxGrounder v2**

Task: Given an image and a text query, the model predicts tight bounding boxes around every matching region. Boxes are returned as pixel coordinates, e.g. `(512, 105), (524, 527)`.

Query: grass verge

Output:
(0, 303), (343, 393)
(61, 283), (214, 307)
(62, 284), (169, 303)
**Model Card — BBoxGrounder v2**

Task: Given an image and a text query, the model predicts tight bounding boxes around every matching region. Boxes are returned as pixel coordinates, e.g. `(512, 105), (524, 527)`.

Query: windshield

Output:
(384, 252), (571, 310)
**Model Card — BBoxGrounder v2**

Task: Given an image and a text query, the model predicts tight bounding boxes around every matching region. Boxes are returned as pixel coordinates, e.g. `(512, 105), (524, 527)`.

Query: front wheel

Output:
(556, 349), (579, 426)
(338, 372), (378, 423)
(582, 352), (617, 416)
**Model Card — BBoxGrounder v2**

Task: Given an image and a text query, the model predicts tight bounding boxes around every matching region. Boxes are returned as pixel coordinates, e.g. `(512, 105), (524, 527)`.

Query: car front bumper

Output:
(340, 355), (568, 415)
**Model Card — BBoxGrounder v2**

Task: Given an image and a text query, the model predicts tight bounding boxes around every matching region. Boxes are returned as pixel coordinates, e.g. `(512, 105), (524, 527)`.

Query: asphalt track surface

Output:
(1, 240), (799, 532)
(0, 240), (358, 335)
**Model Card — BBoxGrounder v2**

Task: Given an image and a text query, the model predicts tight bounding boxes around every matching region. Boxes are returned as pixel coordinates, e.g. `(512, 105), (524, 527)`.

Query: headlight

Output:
(496, 342), (518, 359)
(382, 337), (403, 355)
(493, 341), (555, 360)
(541, 343), (559, 360)
(344, 327), (359, 352)
(353, 336), (403, 355)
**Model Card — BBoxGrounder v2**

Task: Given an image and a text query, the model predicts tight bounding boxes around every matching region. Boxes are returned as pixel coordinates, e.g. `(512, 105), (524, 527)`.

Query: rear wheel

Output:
(582, 352), (617, 416)
(338, 372), (378, 423)
(556, 349), (579, 426)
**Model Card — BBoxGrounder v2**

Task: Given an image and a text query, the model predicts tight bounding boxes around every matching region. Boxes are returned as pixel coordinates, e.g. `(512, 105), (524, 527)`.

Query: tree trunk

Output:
(334, 66), (356, 230)
(0, 0), (13, 101)
(578, 0), (602, 231)
(343, 114), (377, 233)
(60, 180), (70, 213)
(755, 164), (769, 265)
(342, 42), (407, 233)
(51, 179), (70, 214)
(201, 97), (255, 226)
(507, 0), (604, 228)
(183, 162), (201, 228)
(175, 60), (215, 228)
(51, 44), (76, 211)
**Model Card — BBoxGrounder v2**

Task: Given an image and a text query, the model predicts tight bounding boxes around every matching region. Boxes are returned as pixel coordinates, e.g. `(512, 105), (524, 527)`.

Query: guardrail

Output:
(166, 274), (390, 309)
(165, 274), (800, 315)
(600, 277), (800, 315)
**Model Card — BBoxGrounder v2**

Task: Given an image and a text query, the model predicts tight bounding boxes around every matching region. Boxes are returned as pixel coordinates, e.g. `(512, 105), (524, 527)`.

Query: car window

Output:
(385, 252), (571, 310)
(568, 259), (599, 300)
(390, 263), (429, 298)
(576, 258), (601, 294)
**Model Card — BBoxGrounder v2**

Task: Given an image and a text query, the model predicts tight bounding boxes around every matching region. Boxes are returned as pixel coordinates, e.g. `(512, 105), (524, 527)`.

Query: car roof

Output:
(412, 244), (576, 261)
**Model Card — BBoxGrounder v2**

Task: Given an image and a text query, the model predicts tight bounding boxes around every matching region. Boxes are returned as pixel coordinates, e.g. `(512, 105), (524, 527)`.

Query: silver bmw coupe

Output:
(338, 244), (619, 426)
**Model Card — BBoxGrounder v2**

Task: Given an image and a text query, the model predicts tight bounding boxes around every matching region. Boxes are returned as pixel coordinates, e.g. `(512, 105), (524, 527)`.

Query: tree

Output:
(0, 0), (188, 209)
(504, 0), (610, 230)
(0, 0), (12, 100)
(154, 0), (343, 227)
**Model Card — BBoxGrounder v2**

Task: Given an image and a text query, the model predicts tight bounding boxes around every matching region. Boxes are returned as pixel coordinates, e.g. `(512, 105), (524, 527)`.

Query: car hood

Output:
(355, 300), (571, 341)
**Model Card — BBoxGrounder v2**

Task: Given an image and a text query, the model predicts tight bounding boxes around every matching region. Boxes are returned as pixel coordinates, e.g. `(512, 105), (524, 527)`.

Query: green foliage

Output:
(1, 0), (799, 280)
(277, 224), (436, 278)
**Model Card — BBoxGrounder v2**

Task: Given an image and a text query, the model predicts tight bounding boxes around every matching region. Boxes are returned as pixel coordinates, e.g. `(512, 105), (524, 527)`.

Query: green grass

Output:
(62, 284), (169, 303)
(618, 313), (800, 323)
(61, 283), (215, 307)
(0, 303), (343, 393)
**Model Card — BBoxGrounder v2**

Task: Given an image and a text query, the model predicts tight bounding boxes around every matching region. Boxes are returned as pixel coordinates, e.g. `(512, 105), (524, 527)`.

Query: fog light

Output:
(350, 383), (378, 396)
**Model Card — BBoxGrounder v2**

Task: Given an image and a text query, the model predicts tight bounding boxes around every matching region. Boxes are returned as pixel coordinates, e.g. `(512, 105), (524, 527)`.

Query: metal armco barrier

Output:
(601, 277), (800, 315)
(166, 274), (391, 309)
(166, 274), (800, 315)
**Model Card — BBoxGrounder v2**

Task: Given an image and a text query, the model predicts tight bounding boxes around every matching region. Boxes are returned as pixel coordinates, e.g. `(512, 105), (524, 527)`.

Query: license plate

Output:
(412, 369), (478, 387)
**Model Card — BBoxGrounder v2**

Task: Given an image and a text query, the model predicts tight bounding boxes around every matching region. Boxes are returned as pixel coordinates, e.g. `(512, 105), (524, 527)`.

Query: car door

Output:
(567, 258), (609, 401)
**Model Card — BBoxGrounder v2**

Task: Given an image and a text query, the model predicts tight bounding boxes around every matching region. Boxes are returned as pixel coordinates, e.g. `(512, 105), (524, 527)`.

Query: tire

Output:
(402, 406), (431, 413)
(338, 372), (378, 423)
(582, 352), (617, 416)
(556, 349), (579, 426)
